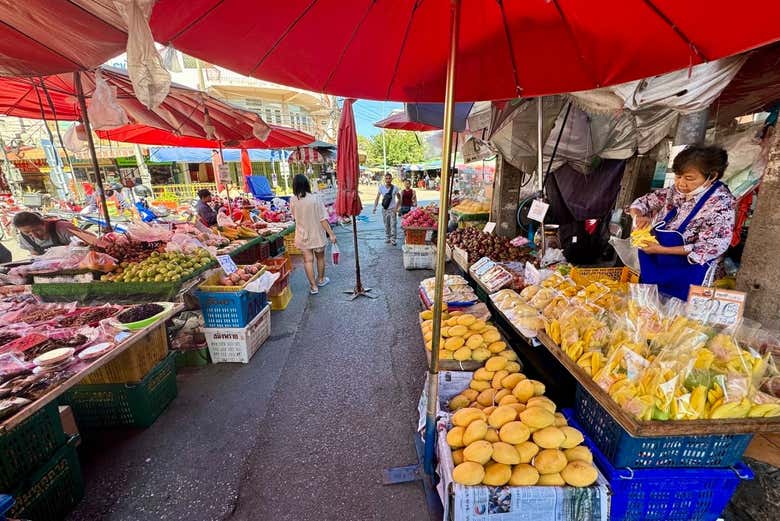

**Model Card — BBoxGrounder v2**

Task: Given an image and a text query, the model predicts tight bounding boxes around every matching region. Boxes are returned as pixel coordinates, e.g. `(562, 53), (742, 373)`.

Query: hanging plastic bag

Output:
(253, 117), (272, 142)
(63, 124), (86, 153)
(113, 0), (170, 109)
(160, 44), (182, 73)
(87, 70), (129, 130)
(331, 242), (340, 265)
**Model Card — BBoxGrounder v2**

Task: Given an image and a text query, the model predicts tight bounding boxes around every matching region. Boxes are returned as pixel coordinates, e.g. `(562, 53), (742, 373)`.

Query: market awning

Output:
(0, 1), (128, 76)
(149, 0), (780, 101)
(147, 147), (278, 163)
(374, 111), (439, 132)
(288, 147), (325, 164)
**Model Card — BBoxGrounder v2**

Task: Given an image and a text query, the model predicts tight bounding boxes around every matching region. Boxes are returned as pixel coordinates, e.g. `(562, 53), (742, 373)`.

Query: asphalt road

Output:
(67, 212), (433, 521)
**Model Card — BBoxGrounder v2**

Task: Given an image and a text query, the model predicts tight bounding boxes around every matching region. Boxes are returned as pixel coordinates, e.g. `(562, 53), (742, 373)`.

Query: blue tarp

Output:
(148, 147), (288, 163)
(246, 175), (274, 198)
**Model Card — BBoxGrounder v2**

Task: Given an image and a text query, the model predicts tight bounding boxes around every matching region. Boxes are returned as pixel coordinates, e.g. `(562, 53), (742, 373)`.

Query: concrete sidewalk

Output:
(67, 212), (432, 521)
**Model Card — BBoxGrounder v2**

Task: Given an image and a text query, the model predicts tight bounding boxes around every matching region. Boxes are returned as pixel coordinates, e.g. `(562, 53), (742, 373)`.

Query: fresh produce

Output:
(216, 263), (264, 286)
(212, 225), (259, 240)
(419, 309), (518, 364)
(402, 206), (437, 228)
(517, 273), (780, 421)
(117, 303), (164, 324)
(58, 307), (120, 327)
(101, 249), (213, 282)
(452, 199), (490, 214)
(448, 228), (533, 263)
(447, 369), (598, 488)
(630, 227), (658, 248)
(96, 236), (162, 264)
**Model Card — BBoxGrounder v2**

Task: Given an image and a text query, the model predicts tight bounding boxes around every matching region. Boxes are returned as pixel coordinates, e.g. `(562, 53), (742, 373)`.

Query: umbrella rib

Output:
(496, 0), (523, 95)
(63, 0), (127, 33)
(550, 0), (600, 87)
(250, 0), (320, 76)
(385, 0), (424, 100)
(322, 0), (377, 93)
(165, 0), (228, 43)
(0, 20), (84, 71)
(641, 0), (708, 61)
(2, 82), (37, 117)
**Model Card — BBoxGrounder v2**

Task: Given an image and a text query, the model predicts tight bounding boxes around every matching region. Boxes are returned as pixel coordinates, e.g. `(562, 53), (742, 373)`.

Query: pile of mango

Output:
(446, 363), (598, 487)
(420, 309), (519, 364)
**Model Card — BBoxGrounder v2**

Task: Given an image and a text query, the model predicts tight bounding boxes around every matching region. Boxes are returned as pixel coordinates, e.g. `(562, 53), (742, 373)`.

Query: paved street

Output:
(67, 209), (434, 521)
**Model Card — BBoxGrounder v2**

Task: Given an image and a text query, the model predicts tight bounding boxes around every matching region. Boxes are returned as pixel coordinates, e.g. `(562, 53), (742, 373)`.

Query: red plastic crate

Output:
(268, 272), (290, 297)
(263, 256), (292, 279)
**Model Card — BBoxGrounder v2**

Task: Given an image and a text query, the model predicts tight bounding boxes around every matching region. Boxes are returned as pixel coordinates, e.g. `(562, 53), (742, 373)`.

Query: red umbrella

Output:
(374, 112), (439, 132)
(240, 148), (252, 192)
(335, 99), (372, 300)
(150, 0), (780, 102)
(95, 123), (314, 149)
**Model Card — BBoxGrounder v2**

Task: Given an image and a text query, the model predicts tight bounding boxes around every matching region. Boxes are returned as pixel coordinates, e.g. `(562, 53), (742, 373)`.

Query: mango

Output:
(452, 448), (464, 465)
(499, 421), (531, 444)
(508, 403), (526, 415)
(537, 473), (565, 486)
(533, 449), (567, 474)
(466, 334), (484, 348)
(498, 349), (519, 361)
(470, 319), (487, 331)
(512, 380), (535, 402)
(444, 336), (465, 351)
(448, 325), (468, 337)
(494, 389), (511, 402)
(561, 461), (598, 487)
(453, 461), (485, 485)
(473, 367), (495, 381)
(504, 361), (522, 373)
(482, 405), (496, 417)
(482, 462), (511, 486)
(477, 388), (498, 407)
(471, 347), (491, 362)
(491, 370), (509, 389)
(491, 442), (521, 465)
(553, 412), (568, 427)
(485, 356), (508, 372)
(515, 441), (540, 463)
(461, 389), (479, 402)
(564, 446), (593, 464)
(446, 426), (465, 448)
(559, 426), (584, 449)
(452, 407), (486, 427)
(463, 420), (488, 445)
(483, 331), (502, 344)
(532, 427), (566, 449)
(456, 314), (476, 326)
(520, 406), (555, 429)
(502, 373), (525, 389)
(469, 379), (491, 391)
(463, 440), (493, 464)
(449, 395), (470, 411)
(526, 396), (556, 413)
(498, 395), (519, 406)
(454, 346), (472, 361)
(488, 405), (517, 428)
(509, 464), (540, 486)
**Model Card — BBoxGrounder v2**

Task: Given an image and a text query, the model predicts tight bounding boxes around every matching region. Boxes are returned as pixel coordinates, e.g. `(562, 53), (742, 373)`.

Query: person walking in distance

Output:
(290, 174), (337, 295)
(399, 179), (417, 217)
(373, 173), (401, 245)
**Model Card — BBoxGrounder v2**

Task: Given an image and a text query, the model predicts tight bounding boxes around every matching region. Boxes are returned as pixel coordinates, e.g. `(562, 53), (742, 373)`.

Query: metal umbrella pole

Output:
(536, 97), (546, 259)
(423, 0), (461, 476)
(74, 71), (112, 232)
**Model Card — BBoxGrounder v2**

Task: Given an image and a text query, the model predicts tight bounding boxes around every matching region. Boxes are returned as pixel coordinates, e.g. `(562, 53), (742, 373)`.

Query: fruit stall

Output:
(401, 206), (439, 271)
(422, 230), (780, 521)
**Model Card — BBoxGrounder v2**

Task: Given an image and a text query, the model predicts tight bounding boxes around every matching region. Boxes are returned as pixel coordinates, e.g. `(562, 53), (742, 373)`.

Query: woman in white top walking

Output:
(290, 174), (337, 295)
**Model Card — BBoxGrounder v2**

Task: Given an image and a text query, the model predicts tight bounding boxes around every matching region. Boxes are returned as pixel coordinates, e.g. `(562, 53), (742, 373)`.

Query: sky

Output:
(352, 100), (403, 138)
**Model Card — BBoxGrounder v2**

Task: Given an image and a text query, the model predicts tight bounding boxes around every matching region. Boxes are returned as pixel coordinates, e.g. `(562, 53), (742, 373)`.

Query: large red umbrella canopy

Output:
(335, 99), (362, 217)
(150, 0), (780, 102)
(95, 124), (314, 149)
(0, 1), (127, 76)
(374, 112), (439, 132)
(0, 67), (313, 146)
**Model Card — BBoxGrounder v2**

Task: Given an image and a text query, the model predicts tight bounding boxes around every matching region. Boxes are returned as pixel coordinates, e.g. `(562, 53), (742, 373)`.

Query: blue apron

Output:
(638, 181), (722, 300)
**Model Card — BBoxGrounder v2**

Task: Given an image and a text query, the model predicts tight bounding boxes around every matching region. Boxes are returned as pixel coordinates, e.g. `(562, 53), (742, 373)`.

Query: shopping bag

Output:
(331, 243), (340, 265)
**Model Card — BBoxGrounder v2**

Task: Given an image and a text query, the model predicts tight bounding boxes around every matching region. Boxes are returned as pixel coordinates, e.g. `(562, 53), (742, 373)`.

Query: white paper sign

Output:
(687, 285), (746, 327)
(218, 164), (230, 183)
(483, 221), (496, 233)
(527, 199), (549, 223)
(216, 254), (238, 275)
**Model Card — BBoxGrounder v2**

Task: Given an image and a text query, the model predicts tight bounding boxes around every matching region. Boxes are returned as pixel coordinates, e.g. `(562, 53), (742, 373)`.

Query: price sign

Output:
(483, 221), (496, 234)
(218, 164), (231, 183)
(686, 285), (746, 327)
(216, 254), (238, 275)
(527, 199), (549, 223)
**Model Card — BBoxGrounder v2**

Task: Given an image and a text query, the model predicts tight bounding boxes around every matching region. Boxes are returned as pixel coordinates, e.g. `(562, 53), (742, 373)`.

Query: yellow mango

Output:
(446, 426), (465, 448)
(485, 356), (508, 372)
(561, 461), (598, 487)
(520, 407), (555, 429)
(452, 407), (486, 427)
(491, 442), (521, 465)
(463, 419), (488, 445)
(499, 421), (531, 444)
(533, 449), (567, 474)
(473, 367), (495, 381)
(559, 426), (585, 449)
(463, 440), (493, 464)
(509, 464), (540, 486)
(492, 370), (510, 389)
(453, 346), (472, 361)
(532, 427), (566, 449)
(537, 473), (566, 486)
(471, 347), (491, 362)
(515, 441), (540, 463)
(488, 341), (507, 353)
(482, 462), (512, 486)
(453, 461), (485, 485)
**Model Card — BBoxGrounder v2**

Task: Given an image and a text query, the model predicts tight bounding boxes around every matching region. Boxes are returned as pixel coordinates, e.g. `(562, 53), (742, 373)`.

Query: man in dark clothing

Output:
(196, 189), (218, 226)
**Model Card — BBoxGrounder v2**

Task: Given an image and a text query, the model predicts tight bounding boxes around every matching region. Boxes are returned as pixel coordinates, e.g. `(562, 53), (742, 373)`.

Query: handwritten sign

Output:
(527, 199), (549, 223)
(687, 285), (746, 327)
(483, 221), (496, 234)
(218, 164), (231, 183)
(216, 255), (238, 275)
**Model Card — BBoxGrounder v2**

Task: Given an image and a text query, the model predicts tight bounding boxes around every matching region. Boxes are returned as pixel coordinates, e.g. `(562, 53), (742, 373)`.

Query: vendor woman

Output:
(629, 144), (735, 300)
(13, 211), (102, 256)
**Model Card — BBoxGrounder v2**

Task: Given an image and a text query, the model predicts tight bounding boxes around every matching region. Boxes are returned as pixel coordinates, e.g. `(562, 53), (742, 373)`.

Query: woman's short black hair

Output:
(197, 189), (212, 199)
(672, 144), (729, 180)
(13, 211), (44, 228)
(292, 174), (311, 198)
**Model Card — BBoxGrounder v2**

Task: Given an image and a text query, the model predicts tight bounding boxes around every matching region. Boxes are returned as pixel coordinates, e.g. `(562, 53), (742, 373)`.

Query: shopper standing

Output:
(399, 179), (417, 217)
(290, 174), (337, 295)
(373, 173), (401, 245)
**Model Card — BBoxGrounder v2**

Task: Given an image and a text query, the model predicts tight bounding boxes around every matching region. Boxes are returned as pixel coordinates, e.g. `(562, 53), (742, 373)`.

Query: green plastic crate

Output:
(0, 402), (67, 491)
(63, 353), (177, 429)
(8, 436), (83, 521)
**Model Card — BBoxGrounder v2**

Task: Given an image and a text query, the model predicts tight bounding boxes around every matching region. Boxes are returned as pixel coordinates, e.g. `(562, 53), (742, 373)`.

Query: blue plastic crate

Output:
(574, 384), (752, 467)
(564, 410), (753, 521)
(197, 288), (267, 328)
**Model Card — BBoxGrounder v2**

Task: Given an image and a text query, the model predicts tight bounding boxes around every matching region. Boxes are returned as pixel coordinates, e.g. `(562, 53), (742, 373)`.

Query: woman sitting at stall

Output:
(13, 211), (102, 256)
(629, 144), (735, 300)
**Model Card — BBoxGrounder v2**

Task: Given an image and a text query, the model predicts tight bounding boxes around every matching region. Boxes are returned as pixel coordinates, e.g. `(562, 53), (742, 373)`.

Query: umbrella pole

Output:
(74, 71), (112, 232)
(536, 97), (546, 259)
(424, 0), (461, 476)
(346, 211), (375, 300)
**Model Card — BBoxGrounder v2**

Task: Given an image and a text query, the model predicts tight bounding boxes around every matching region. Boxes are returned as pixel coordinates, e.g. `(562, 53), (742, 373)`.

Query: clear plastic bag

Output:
(87, 70), (129, 130)
(63, 124), (86, 153)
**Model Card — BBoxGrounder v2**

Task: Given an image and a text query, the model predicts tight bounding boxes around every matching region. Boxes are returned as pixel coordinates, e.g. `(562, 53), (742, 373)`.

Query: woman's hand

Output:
(641, 243), (666, 255)
(629, 209), (651, 230)
(329, 232), (337, 244)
